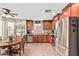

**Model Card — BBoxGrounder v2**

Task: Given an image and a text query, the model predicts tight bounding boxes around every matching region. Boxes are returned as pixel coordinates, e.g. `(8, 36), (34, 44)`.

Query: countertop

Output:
(26, 34), (54, 36)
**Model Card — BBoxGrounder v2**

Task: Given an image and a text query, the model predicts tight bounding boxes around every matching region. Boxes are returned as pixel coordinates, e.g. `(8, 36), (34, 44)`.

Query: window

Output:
(8, 22), (15, 36)
(0, 20), (2, 38)
(15, 20), (26, 36)
(35, 21), (41, 24)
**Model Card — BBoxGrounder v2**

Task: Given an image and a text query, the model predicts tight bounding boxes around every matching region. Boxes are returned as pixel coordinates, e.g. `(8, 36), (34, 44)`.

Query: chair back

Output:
(21, 37), (26, 45)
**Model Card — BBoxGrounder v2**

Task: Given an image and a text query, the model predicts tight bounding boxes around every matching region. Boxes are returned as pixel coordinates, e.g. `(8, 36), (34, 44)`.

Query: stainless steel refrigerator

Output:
(55, 16), (79, 56)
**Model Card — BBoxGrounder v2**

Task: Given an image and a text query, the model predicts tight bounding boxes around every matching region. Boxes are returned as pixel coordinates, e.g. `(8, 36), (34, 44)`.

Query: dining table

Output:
(0, 39), (21, 56)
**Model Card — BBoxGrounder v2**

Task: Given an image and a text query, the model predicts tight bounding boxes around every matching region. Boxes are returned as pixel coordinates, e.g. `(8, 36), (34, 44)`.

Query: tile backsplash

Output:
(32, 30), (52, 35)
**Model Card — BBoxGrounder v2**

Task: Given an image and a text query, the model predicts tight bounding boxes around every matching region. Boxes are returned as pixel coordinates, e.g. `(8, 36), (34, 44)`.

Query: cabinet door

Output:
(46, 35), (52, 43)
(43, 21), (52, 30)
(33, 35), (37, 42)
(43, 21), (47, 29)
(48, 22), (52, 30)
(37, 35), (41, 42)
(27, 20), (33, 30)
(42, 35), (47, 42)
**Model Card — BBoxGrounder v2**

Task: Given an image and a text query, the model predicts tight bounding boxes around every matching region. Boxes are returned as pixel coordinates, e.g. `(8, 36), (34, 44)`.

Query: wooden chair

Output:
(11, 36), (26, 56)
(8, 36), (22, 56)
(10, 35), (26, 55)
(20, 36), (26, 54)
(11, 43), (22, 56)
(0, 48), (9, 56)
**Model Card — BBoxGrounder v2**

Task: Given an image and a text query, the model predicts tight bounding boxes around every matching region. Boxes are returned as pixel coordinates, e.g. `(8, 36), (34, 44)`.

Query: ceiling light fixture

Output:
(45, 9), (52, 13)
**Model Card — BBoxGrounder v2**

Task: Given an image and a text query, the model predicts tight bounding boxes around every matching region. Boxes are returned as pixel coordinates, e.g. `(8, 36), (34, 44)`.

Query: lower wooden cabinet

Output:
(33, 35), (52, 43)
(42, 35), (47, 42)
(33, 35), (37, 42)
(37, 35), (42, 42)
(46, 35), (52, 43)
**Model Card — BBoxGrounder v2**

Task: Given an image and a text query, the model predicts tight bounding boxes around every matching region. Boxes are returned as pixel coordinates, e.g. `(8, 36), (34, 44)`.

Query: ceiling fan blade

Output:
(11, 13), (18, 15)
(2, 8), (11, 13)
(10, 14), (15, 17)
(2, 8), (18, 17)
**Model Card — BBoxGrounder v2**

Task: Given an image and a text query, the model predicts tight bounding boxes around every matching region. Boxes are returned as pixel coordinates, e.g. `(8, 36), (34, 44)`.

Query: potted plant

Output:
(8, 35), (13, 41)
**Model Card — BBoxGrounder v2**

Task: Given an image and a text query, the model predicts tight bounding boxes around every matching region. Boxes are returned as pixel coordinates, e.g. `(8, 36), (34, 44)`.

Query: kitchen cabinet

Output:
(27, 20), (33, 30)
(33, 35), (37, 42)
(43, 20), (52, 30)
(37, 35), (42, 42)
(42, 35), (46, 42)
(46, 35), (52, 43)
(33, 35), (52, 43)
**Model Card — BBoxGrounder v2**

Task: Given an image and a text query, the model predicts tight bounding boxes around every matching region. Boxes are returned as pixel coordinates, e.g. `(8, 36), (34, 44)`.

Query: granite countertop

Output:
(26, 34), (54, 35)
(26, 34), (33, 35)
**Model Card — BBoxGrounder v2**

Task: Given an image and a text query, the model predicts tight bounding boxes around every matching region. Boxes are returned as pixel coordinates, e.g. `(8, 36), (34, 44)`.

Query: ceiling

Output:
(0, 3), (68, 20)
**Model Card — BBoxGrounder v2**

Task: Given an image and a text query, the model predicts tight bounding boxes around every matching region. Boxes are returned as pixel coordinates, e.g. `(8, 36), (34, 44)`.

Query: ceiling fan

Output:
(2, 8), (18, 17)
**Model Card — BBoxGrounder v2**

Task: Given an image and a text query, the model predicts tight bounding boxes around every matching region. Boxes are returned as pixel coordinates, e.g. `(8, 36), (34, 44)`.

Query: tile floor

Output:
(22, 43), (59, 56)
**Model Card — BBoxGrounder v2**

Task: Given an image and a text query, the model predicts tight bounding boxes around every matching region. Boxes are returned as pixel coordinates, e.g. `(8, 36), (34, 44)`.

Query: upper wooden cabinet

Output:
(27, 20), (33, 30)
(43, 20), (52, 30)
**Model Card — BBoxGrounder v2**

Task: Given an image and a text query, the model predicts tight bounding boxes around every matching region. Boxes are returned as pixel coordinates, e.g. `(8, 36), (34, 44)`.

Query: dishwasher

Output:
(27, 35), (33, 42)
